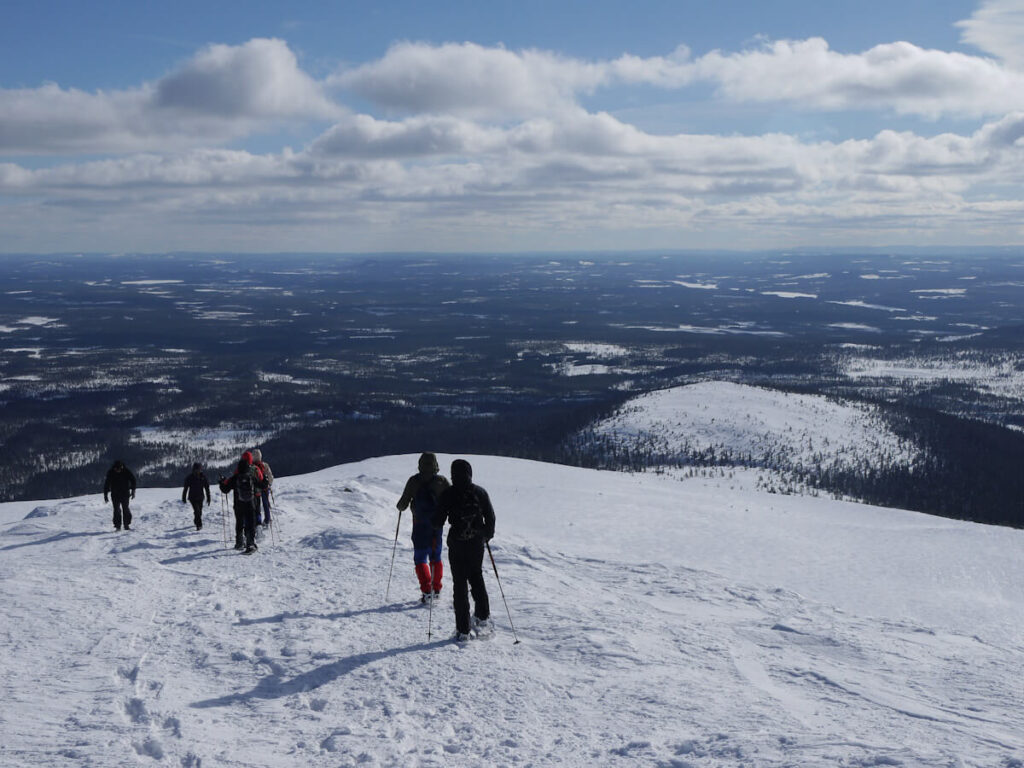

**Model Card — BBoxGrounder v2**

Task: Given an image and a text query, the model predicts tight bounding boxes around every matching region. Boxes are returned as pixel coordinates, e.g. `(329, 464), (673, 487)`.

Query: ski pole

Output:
(384, 509), (402, 602)
(269, 514), (278, 547)
(487, 542), (520, 645)
(221, 493), (228, 548)
(269, 489), (282, 539)
(427, 583), (435, 640)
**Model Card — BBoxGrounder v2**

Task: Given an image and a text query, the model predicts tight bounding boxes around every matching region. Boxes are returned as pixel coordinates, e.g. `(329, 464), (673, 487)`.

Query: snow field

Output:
(586, 381), (918, 473)
(1, 454), (1023, 767)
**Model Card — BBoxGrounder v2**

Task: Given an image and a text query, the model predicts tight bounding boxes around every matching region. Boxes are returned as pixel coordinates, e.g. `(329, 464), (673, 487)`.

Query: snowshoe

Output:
(243, 543), (258, 555)
(454, 631), (474, 643)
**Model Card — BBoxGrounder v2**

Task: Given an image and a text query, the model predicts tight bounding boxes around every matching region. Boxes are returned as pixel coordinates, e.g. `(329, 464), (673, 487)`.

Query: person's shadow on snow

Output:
(190, 640), (449, 709)
(235, 602), (420, 626)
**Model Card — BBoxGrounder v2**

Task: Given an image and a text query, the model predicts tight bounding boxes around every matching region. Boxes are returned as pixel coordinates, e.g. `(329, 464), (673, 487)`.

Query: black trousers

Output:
(449, 541), (489, 635)
(112, 496), (132, 528)
(190, 499), (204, 527)
(234, 501), (256, 547)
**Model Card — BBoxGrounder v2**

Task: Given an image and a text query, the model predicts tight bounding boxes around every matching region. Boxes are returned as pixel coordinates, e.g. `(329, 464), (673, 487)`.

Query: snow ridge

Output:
(1, 454), (1023, 767)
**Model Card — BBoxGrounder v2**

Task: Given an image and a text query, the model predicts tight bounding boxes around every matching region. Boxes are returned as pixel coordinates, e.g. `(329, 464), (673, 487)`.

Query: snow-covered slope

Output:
(2, 455), (1023, 767)
(583, 381), (917, 476)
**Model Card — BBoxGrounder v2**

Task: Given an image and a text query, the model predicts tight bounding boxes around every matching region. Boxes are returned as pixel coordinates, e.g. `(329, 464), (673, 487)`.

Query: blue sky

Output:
(3, 0), (1024, 253)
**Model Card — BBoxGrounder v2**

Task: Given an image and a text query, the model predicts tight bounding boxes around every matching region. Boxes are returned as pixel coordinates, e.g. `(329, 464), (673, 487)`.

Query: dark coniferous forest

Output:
(1, 251), (1023, 528)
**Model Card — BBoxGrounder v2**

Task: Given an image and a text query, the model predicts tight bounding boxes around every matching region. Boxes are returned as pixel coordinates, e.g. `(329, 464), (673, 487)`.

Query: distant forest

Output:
(7, 395), (624, 503)
(4, 252), (1024, 528)
(563, 399), (1024, 529)
(10, 387), (1024, 530)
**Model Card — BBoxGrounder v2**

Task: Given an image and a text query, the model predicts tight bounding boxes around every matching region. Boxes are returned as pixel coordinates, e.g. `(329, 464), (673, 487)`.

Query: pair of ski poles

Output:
(220, 488), (281, 547)
(386, 509), (520, 644)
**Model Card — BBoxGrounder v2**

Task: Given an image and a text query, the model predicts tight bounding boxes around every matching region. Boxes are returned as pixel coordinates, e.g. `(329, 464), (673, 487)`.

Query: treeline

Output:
(1, 395), (627, 502)
(561, 402), (1024, 529)
(824, 406), (1024, 528)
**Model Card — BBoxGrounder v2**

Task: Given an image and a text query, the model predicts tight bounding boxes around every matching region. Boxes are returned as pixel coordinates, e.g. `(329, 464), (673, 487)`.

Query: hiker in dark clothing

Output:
(397, 452), (450, 602)
(103, 460), (137, 531)
(182, 462), (212, 531)
(433, 459), (495, 640)
(218, 451), (267, 553)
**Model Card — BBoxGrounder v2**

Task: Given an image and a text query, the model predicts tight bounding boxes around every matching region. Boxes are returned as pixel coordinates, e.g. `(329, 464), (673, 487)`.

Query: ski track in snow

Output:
(2, 455), (1023, 767)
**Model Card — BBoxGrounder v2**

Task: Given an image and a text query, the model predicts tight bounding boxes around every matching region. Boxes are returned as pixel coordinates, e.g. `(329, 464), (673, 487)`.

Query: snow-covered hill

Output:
(579, 381), (918, 483)
(2, 454), (1023, 767)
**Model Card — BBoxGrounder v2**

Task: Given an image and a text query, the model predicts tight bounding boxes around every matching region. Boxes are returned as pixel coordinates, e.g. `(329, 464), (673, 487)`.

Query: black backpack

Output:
(236, 466), (257, 503)
(449, 487), (485, 541)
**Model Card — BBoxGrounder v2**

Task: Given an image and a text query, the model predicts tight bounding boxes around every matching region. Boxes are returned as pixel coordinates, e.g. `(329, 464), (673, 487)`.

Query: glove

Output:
(104, 495), (108, 504)
(130, 490), (135, 499)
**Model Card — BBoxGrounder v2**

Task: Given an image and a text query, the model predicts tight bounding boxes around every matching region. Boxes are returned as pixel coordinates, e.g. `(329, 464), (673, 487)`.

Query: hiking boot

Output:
(455, 631), (474, 642)
(473, 616), (493, 632)
(234, 541), (244, 550)
(114, 525), (121, 531)
(244, 544), (257, 554)
(124, 524), (131, 531)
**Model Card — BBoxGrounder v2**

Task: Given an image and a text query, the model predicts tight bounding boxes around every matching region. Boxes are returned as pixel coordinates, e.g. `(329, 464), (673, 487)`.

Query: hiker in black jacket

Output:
(182, 462), (212, 531)
(433, 459), (495, 641)
(103, 459), (137, 531)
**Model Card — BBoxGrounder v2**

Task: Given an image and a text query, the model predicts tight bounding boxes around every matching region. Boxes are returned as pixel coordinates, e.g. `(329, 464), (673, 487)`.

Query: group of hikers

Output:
(103, 450), (274, 553)
(102, 450), (498, 642)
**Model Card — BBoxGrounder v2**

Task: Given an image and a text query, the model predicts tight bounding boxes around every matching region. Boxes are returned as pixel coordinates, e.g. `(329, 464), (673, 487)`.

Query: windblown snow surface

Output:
(2, 454), (1023, 767)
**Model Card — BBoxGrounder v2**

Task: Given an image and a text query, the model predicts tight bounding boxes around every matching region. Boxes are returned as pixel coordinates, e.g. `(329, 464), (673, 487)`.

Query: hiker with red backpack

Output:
(252, 448), (273, 527)
(396, 453), (450, 602)
(433, 459), (495, 641)
(218, 451), (267, 554)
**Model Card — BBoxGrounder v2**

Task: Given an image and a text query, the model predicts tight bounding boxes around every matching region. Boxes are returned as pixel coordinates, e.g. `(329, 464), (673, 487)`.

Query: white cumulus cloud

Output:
(957, 0), (1024, 68)
(0, 38), (342, 155)
(154, 38), (339, 119)
(331, 41), (610, 119)
(332, 38), (1024, 120)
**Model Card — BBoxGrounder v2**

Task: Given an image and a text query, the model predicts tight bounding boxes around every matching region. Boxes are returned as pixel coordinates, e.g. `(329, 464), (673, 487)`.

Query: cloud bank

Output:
(4, 18), (1024, 252)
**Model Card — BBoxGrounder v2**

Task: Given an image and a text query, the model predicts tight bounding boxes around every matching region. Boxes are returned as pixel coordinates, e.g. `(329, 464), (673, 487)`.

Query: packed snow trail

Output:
(2, 455), (1023, 767)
